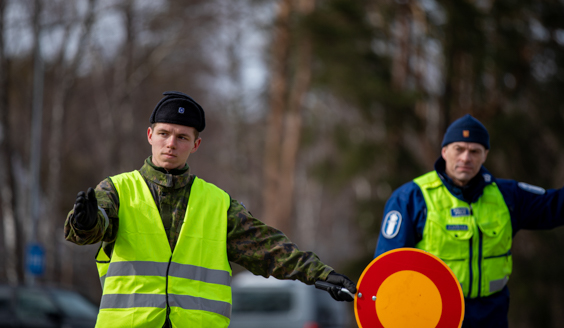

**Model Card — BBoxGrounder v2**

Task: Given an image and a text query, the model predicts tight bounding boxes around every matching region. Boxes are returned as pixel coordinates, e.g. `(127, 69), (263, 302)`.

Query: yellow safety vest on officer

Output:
(95, 170), (232, 328)
(414, 171), (512, 298)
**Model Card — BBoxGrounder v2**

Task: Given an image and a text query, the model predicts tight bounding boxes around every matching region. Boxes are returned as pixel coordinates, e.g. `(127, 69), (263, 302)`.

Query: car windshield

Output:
(232, 289), (293, 313)
(16, 287), (59, 320)
(50, 289), (99, 319)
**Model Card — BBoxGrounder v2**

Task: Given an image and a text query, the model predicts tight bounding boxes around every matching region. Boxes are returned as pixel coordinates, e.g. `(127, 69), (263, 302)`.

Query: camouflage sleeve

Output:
(226, 199), (334, 285)
(64, 178), (120, 245)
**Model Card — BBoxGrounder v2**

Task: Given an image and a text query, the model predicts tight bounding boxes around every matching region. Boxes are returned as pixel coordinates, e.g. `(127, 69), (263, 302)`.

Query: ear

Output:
(482, 149), (489, 163)
(191, 138), (202, 154)
(147, 127), (153, 145)
(441, 146), (448, 160)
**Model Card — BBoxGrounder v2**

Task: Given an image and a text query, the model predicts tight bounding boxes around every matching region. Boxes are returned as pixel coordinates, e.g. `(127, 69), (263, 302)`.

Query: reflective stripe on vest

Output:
(103, 261), (231, 286)
(95, 170), (232, 328)
(414, 171), (512, 298)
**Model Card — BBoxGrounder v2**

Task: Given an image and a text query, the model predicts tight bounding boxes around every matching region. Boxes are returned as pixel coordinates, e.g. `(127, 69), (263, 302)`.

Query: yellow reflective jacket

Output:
(414, 171), (512, 298)
(95, 170), (232, 328)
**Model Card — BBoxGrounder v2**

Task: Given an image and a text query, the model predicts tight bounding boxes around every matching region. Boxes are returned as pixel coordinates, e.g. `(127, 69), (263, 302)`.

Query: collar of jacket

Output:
(140, 156), (192, 189)
(433, 156), (494, 204)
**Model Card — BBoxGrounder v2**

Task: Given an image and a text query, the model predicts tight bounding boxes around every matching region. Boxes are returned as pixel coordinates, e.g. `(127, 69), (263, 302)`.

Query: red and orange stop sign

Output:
(355, 248), (464, 328)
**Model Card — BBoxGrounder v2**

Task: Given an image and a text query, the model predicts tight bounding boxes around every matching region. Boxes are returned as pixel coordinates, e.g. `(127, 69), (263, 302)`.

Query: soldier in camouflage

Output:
(64, 91), (356, 328)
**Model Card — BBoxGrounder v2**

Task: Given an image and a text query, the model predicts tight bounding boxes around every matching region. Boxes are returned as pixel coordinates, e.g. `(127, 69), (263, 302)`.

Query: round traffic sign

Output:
(355, 248), (464, 328)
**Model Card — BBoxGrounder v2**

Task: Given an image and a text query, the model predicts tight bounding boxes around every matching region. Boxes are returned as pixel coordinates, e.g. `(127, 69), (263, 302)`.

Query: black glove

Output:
(73, 187), (98, 230)
(321, 271), (357, 302)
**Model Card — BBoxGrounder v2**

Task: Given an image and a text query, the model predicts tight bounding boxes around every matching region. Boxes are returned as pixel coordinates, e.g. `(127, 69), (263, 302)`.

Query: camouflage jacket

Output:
(64, 157), (333, 284)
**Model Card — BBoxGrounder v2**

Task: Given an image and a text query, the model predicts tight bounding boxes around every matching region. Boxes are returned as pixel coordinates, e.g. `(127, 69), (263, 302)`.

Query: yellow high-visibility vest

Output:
(95, 170), (232, 328)
(414, 171), (512, 298)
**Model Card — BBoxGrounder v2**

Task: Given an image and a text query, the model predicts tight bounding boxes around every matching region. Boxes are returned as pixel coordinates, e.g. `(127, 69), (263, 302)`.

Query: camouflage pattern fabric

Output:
(64, 156), (334, 284)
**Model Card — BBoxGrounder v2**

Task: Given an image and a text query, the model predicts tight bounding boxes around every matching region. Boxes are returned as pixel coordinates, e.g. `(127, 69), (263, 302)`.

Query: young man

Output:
(65, 91), (356, 328)
(375, 114), (564, 327)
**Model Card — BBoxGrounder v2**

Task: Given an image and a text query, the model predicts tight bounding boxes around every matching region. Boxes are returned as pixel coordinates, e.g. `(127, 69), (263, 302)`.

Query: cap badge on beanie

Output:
(463, 130), (469, 137)
(179, 107), (185, 114)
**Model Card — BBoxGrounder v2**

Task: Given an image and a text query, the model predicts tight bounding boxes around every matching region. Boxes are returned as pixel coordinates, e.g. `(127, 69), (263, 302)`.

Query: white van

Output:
(229, 271), (351, 328)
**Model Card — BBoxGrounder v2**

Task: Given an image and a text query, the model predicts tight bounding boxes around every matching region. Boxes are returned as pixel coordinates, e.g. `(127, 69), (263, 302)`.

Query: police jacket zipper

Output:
(468, 203), (483, 299)
(467, 204), (475, 298)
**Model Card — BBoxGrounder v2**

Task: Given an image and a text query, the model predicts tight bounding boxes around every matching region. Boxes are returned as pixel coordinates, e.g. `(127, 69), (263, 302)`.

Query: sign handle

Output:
(315, 280), (356, 299)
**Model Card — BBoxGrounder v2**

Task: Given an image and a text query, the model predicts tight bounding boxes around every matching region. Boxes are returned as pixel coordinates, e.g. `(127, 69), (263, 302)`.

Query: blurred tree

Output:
(42, 0), (98, 284)
(262, 0), (315, 237)
(0, 0), (24, 284)
(261, 0), (292, 232)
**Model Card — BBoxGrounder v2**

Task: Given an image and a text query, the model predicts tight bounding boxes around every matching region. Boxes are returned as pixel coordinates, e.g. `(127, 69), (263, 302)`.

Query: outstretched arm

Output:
(226, 200), (356, 301)
(498, 179), (564, 233)
(226, 200), (333, 283)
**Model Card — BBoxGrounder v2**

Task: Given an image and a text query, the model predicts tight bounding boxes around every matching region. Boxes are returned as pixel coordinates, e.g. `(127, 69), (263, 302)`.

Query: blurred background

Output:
(1, 0), (564, 327)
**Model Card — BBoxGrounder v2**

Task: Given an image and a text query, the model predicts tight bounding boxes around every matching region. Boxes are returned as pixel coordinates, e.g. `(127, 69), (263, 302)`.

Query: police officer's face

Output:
(441, 142), (488, 187)
(147, 123), (201, 170)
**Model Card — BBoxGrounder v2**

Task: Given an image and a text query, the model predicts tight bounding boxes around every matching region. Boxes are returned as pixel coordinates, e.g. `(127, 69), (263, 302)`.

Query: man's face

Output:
(147, 123), (201, 170)
(441, 142), (488, 187)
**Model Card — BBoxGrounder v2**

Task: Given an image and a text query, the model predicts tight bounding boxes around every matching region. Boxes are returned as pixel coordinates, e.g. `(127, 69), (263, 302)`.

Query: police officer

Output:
(64, 91), (356, 328)
(375, 114), (564, 328)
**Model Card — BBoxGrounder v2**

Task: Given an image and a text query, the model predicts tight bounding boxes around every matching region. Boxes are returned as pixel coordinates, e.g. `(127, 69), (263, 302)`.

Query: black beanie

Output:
(149, 91), (205, 132)
(441, 114), (490, 149)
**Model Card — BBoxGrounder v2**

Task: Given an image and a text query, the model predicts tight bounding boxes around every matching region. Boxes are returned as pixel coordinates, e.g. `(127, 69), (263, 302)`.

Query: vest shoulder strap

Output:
(413, 171), (443, 190)
(110, 170), (142, 188)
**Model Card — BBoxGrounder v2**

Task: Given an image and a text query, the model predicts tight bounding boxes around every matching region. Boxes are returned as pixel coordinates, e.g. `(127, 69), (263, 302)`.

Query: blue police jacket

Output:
(375, 157), (564, 328)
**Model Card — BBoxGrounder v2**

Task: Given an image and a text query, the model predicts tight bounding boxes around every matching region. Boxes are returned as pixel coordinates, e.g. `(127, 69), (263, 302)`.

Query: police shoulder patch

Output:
(483, 174), (492, 183)
(382, 210), (402, 239)
(518, 182), (546, 195)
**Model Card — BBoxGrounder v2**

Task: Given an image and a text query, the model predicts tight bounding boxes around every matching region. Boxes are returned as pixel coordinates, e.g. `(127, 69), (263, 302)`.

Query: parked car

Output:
(229, 271), (351, 328)
(0, 284), (98, 328)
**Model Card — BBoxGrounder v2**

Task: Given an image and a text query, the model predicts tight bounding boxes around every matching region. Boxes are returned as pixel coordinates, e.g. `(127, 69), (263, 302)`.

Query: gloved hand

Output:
(72, 187), (98, 230)
(322, 271), (357, 302)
